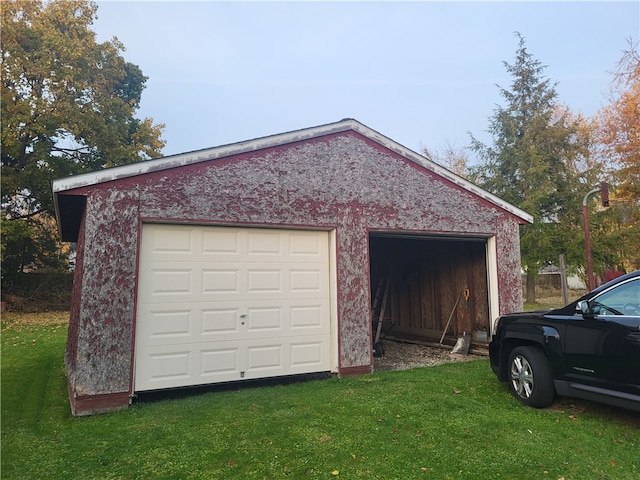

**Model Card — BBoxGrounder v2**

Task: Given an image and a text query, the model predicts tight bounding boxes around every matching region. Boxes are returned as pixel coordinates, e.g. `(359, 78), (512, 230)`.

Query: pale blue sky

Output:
(93, 1), (639, 162)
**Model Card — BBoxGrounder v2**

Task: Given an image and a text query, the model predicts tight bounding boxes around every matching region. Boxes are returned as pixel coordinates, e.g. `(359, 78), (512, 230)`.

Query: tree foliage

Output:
(422, 142), (469, 177)
(1, 0), (165, 282)
(0, 213), (70, 278)
(468, 33), (595, 300)
(595, 38), (640, 271)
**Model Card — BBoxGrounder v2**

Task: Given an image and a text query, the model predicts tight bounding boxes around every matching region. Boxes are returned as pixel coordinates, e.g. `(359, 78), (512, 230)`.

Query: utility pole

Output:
(582, 182), (609, 291)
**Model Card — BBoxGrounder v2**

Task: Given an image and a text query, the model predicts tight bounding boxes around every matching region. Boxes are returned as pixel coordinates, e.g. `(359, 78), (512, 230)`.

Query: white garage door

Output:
(134, 224), (332, 392)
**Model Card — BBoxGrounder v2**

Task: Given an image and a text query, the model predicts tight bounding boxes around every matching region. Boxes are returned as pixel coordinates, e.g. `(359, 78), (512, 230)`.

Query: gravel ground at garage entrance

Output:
(373, 338), (487, 371)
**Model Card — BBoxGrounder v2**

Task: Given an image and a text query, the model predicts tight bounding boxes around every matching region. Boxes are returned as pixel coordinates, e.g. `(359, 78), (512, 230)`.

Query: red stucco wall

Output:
(62, 131), (524, 414)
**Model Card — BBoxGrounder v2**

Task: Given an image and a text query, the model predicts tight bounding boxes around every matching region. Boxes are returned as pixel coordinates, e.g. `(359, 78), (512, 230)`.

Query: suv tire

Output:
(507, 346), (555, 408)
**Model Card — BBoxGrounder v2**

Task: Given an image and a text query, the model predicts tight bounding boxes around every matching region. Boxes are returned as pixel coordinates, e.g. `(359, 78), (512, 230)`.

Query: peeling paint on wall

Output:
(495, 214), (525, 314)
(72, 188), (139, 396)
(58, 128), (527, 414)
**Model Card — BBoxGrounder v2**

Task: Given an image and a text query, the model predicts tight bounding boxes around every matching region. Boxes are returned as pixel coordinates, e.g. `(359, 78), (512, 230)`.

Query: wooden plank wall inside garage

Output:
(370, 237), (489, 340)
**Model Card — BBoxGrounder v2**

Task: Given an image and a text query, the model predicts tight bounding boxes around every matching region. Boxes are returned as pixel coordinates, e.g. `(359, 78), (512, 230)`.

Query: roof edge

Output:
(51, 119), (357, 194)
(52, 118), (533, 224)
(344, 120), (533, 224)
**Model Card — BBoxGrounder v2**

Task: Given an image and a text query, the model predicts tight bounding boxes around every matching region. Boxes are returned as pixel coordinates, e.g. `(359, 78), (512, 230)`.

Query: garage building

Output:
(53, 119), (531, 415)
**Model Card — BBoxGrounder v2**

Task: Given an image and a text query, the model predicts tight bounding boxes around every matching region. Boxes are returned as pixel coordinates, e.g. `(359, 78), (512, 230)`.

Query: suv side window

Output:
(591, 278), (640, 316)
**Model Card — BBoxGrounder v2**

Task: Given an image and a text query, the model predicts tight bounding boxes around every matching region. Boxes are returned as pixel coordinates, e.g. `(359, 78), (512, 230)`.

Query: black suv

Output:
(489, 270), (640, 412)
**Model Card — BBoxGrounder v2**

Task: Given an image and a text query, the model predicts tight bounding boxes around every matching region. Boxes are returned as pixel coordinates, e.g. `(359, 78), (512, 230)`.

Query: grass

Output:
(523, 287), (587, 311)
(2, 312), (639, 480)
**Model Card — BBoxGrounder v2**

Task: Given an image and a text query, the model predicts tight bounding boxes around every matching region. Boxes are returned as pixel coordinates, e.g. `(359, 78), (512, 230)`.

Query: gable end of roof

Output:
(52, 118), (533, 240)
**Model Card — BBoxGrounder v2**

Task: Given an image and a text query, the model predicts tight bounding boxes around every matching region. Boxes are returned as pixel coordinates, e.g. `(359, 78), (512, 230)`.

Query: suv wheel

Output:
(507, 346), (555, 408)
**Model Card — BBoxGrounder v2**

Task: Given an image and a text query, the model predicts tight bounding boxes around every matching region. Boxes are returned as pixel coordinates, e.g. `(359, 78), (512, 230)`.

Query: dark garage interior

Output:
(369, 234), (490, 347)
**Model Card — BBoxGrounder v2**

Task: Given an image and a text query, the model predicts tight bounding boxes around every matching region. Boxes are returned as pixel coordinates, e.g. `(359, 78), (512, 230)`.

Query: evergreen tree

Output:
(469, 33), (593, 301)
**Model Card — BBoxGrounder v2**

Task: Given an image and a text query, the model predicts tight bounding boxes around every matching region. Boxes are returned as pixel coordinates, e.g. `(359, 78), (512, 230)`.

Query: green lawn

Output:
(2, 312), (638, 480)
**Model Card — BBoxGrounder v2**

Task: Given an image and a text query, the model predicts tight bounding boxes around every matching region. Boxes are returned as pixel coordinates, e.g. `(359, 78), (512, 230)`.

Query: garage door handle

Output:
(240, 314), (247, 318)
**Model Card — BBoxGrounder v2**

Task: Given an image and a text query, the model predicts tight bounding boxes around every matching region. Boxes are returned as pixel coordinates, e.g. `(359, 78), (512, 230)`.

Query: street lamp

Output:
(582, 182), (609, 291)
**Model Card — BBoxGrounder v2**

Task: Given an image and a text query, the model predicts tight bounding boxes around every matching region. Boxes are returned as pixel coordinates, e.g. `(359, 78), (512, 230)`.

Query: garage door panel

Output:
(290, 304), (325, 330)
(201, 347), (241, 378)
(290, 268), (325, 293)
(202, 268), (241, 295)
(138, 267), (194, 298)
(202, 229), (241, 256)
(246, 344), (283, 373)
(136, 334), (329, 390)
(247, 268), (282, 293)
(138, 346), (192, 386)
(138, 305), (241, 346)
(246, 306), (283, 331)
(201, 307), (241, 335)
(244, 335), (330, 379)
(291, 340), (326, 368)
(140, 225), (198, 259)
(243, 300), (330, 336)
(136, 343), (242, 390)
(135, 224), (331, 392)
(289, 231), (326, 257)
(141, 227), (328, 263)
(246, 230), (328, 263)
(247, 230), (283, 256)
(136, 307), (330, 346)
(139, 262), (327, 302)
(137, 301), (329, 348)
(137, 309), (193, 341)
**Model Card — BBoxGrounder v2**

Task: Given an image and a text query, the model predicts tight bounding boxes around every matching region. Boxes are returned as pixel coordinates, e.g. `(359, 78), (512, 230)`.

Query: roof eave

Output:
(52, 118), (533, 233)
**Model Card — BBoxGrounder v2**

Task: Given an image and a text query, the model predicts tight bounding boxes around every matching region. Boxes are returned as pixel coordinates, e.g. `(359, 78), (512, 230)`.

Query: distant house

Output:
(53, 119), (532, 415)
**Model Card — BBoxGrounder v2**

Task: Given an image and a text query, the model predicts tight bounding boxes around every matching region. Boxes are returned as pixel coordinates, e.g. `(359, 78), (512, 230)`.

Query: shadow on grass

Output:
(548, 395), (640, 428)
(493, 381), (640, 428)
(133, 371), (333, 405)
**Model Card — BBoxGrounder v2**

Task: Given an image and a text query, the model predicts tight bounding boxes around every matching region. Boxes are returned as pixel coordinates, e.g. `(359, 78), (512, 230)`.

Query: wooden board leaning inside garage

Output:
(369, 235), (489, 345)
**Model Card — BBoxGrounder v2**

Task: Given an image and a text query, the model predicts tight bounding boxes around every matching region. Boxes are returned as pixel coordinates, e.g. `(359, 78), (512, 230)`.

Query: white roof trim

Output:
(52, 118), (533, 223)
